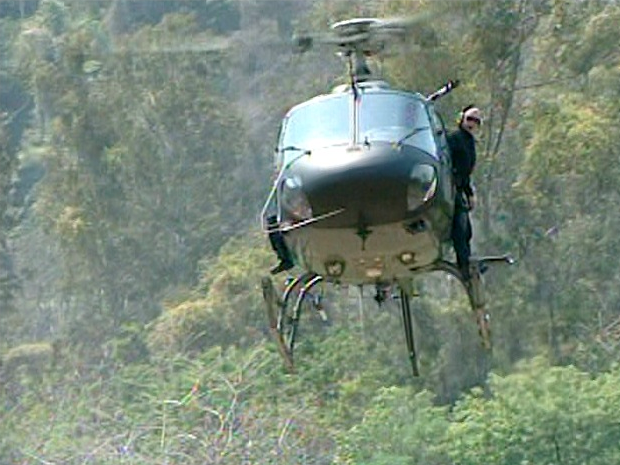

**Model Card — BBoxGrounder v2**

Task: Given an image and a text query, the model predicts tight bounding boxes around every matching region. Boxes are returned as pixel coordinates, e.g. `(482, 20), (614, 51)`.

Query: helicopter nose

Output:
(299, 143), (438, 227)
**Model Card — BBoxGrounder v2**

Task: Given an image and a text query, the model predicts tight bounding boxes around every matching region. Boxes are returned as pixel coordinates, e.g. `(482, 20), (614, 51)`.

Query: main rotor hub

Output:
(293, 16), (413, 82)
(331, 17), (378, 46)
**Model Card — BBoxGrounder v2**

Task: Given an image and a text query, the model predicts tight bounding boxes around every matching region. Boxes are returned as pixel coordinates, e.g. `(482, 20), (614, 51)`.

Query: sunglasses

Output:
(465, 116), (482, 125)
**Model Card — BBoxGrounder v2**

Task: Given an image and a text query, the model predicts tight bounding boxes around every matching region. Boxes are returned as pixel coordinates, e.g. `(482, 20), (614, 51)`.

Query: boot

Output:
(270, 259), (294, 275)
(267, 216), (294, 274)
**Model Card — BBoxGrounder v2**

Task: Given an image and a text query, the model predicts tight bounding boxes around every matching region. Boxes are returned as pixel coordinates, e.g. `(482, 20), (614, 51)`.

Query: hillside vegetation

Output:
(1, 0), (619, 463)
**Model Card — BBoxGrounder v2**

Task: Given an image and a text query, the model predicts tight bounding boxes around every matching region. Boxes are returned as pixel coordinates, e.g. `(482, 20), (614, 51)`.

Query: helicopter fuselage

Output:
(262, 18), (515, 377)
(270, 81), (455, 284)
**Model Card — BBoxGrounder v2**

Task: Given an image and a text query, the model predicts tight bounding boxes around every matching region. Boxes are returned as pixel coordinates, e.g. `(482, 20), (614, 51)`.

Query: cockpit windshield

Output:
(280, 94), (349, 151)
(279, 90), (436, 164)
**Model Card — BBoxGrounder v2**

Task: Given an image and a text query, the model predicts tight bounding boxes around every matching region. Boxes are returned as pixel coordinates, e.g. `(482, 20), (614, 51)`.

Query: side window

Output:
(428, 105), (448, 155)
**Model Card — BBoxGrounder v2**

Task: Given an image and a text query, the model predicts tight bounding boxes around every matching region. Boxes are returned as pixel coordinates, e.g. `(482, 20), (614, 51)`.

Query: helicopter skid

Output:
(288, 220), (441, 283)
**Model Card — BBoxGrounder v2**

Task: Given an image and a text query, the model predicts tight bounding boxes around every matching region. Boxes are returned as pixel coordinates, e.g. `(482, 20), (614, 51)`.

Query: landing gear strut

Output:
(398, 286), (419, 376)
(434, 254), (515, 349)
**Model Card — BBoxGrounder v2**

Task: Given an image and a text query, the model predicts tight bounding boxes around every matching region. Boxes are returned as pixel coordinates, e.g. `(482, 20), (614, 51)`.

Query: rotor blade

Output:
(371, 14), (434, 33)
(370, 0), (489, 36)
(111, 35), (232, 55)
(292, 31), (372, 53)
(292, 33), (314, 53)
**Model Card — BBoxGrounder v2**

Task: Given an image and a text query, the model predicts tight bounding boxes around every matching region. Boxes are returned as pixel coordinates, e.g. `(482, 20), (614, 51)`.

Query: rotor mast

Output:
(293, 18), (408, 147)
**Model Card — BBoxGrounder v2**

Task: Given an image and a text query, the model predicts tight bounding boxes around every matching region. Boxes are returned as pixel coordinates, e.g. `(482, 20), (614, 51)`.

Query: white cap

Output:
(462, 106), (482, 123)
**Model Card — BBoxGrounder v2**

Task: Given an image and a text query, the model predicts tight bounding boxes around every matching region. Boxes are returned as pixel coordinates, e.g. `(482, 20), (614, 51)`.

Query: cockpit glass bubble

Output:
(281, 94), (349, 154)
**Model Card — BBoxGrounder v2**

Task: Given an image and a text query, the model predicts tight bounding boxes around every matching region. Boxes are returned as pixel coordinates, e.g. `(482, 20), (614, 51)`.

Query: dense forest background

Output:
(1, 0), (619, 463)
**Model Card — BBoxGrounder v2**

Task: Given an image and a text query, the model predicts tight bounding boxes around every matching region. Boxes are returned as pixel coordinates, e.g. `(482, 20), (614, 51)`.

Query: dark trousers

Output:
(451, 207), (472, 273)
(267, 216), (292, 264)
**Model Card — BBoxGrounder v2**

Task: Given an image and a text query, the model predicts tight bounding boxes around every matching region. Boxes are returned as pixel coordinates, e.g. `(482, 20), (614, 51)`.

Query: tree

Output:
(13, 7), (251, 355)
(447, 359), (620, 465)
(335, 388), (450, 464)
(0, 16), (30, 317)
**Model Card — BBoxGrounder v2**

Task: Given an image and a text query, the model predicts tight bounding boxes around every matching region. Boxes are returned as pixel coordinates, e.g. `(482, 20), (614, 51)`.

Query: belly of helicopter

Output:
(287, 218), (441, 284)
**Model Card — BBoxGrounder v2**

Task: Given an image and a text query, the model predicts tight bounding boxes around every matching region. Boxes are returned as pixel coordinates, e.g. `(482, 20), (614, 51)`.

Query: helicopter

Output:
(260, 17), (514, 376)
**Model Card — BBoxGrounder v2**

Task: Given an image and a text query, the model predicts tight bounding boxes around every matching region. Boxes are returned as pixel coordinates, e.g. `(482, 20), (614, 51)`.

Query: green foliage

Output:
(0, 126), (20, 314)
(12, 5), (253, 348)
(39, 0), (68, 36)
(1, 342), (53, 377)
(522, 96), (614, 190)
(336, 388), (450, 464)
(333, 359), (620, 465)
(547, 1), (620, 76)
(148, 233), (273, 354)
(448, 359), (620, 465)
(1, 344), (341, 464)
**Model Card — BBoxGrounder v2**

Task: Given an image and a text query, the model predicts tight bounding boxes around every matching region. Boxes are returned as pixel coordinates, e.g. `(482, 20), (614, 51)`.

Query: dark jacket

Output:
(447, 127), (476, 208)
